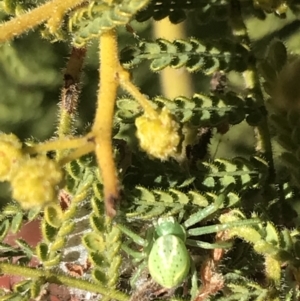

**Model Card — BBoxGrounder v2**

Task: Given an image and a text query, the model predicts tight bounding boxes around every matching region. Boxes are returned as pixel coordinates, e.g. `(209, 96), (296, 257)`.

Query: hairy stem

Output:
(119, 69), (158, 118)
(229, 0), (275, 180)
(58, 143), (95, 165)
(56, 47), (86, 161)
(0, 0), (86, 42)
(0, 263), (129, 301)
(92, 29), (120, 218)
(24, 137), (91, 155)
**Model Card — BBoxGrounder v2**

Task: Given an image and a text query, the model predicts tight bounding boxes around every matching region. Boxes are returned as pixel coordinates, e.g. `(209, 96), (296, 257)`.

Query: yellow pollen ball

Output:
(135, 108), (180, 160)
(0, 133), (23, 182)
(11, 156), (63, 209)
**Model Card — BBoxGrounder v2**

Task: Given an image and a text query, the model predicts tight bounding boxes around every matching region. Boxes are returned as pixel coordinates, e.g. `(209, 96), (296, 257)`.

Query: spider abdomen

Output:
(148, 234), (190, 288)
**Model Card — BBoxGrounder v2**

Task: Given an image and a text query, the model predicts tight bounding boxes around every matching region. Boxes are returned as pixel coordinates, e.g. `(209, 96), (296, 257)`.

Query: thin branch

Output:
(0, 263), (129, 301)
(0, 0), (86, 42)
(24, 137), (91, 155)
(92, 29), (120, 217)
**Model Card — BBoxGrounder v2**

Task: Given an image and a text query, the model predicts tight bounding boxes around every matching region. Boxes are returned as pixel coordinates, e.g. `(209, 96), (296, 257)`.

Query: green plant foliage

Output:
(116, 92), (263, 126)
(1, 0), (300, 301)
(68, 0), (151, 47)
(120, 38), (249, 73)
(135, 0), (230, 24)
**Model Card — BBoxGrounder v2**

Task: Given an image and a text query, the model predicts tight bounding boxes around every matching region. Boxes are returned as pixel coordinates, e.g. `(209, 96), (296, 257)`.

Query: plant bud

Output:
(11, 156), (63, 209)
(0, 133), (23, 181)
(135, 108), (180, 160)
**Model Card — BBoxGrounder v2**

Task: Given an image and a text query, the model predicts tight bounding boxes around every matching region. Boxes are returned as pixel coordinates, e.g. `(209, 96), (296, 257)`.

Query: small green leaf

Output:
(65, 161), (82, 181)
(27, 207), (41, 221)
(83, 232), (105, 252)
(3, 204), (20, 215)
(151, 56), (173, 71)
(43, 253), (61, 267)
(0, 292), (24, 301)
(0, 242), (16, 253)
(0, 220), (10, 240)
(49, 237), (66, 252)
(106, 227), (121, 245)
(158, 39), (177, 54)
(13, 280), (31, 293)
(91, 196), (104, 217)
(177, 177), (195, 188)
(44, 204), (63, 228)
(63, 205), (77, 220)
(116, 99), (141, 121)
(41, 220), (58, 242)
(187, 191), (208, 207)
(90, 251), (105, 266)
(136, 186), (156, 202)
(109, 254), (122, 270)
(90, 214), (105, 234)
(30, 278), (44, 298)
(92, 268), (107, 284)
(202, 176), (215, 188)
(36, 243), (49, 261)
(168, 189), (189, 204)
(154, 190), (173, 203)
(171, 53), (189, 68)
(10, 212), (23, 233)
(15, 239), (33, 257)
(226, 192), (240, 207)
(57, 220), (75, 237)
(142, 41), (161, 55)
(280, 229), (293, 252)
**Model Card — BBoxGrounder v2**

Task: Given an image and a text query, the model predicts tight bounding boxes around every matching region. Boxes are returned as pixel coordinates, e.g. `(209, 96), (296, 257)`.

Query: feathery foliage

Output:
(0, 0), (299, 300)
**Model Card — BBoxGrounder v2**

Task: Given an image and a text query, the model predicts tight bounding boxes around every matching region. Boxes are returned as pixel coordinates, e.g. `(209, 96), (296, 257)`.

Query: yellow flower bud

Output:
(0, 133), (23, 181)
(11, 156), (63, 209)
(135, 107), (180, 160)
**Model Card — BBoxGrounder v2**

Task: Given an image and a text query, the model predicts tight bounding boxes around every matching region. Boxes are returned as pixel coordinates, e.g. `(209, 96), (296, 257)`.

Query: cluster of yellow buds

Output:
(0, 133), (63, 209)
(135, 107), (180, 160)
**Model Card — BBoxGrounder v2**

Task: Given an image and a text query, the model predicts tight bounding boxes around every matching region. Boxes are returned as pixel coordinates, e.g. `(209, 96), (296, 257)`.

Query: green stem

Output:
(229, 0), (275, 181)
(0, 263), (129, 301)
(56, 47), (86, 161)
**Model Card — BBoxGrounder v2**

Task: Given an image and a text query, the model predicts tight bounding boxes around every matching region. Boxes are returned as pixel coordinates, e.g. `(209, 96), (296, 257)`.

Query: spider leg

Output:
(183, 184), (234, 229)
(121, 243), (146, 261)
(186, 239), (233, 249)
(187, 218), (260, 236)
(117, 224), (147, 247)
(130, 260), (148, 288)
(190, 257), (198, 301)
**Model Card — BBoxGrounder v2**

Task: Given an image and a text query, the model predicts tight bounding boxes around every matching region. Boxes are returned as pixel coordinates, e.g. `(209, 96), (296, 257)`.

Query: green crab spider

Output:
(117, 187), (260, 291)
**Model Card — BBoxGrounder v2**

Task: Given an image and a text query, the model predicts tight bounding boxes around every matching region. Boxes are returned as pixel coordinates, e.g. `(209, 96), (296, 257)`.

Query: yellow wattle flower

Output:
(0, 133), (23, 182)
(11, 156), (63, 209)
(135, 107), (180, 160)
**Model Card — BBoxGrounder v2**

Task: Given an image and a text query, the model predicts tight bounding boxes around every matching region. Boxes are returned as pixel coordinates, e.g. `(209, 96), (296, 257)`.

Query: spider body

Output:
(148, 233), (190, 288)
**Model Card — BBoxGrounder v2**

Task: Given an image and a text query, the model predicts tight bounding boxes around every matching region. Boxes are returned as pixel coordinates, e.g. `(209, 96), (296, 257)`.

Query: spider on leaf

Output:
(116, 185), (260, 297)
